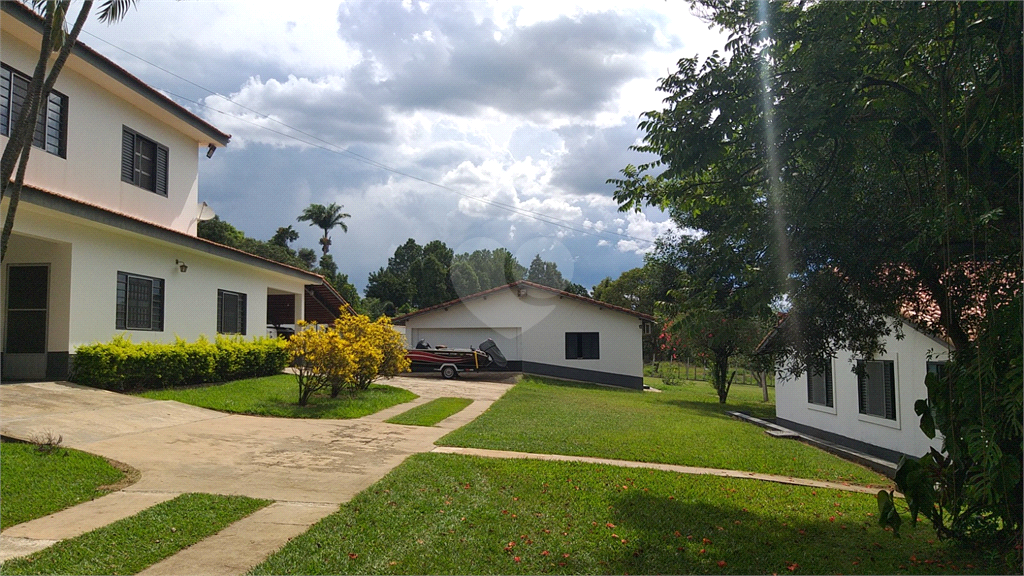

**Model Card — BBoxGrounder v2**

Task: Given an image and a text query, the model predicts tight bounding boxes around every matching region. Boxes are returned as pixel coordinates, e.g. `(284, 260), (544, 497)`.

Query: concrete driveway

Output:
(0, 375), (514, 573)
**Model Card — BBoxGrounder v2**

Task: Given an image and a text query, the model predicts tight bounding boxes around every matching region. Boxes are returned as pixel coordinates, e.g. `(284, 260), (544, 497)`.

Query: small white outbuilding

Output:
(768, 318), (950, 461)
(394, 281), (655, 389)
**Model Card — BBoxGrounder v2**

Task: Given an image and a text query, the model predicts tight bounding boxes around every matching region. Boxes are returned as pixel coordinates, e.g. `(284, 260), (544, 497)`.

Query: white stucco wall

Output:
(1, 26), (208, 234)
(1, 202), (313, 353)
(404, 286), (645, 382)
(774, 322), (950, 458)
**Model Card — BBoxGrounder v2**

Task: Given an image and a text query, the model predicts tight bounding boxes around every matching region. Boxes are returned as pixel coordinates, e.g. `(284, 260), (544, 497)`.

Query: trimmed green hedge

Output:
(70, 335), (288, 391)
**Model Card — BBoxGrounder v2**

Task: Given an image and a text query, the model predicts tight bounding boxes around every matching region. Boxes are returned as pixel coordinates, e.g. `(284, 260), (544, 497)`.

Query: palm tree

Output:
(2, 0), (138, 261)
(297, 203), (350, 255)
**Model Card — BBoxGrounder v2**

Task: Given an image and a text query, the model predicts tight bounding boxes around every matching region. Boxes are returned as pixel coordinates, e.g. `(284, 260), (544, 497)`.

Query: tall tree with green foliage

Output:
(297, 202), (350, 255)
(1, 0), (137, 261)
(613, 0), (1021, 550)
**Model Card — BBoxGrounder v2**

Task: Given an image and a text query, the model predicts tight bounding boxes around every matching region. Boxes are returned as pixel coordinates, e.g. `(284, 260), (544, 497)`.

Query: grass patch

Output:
(138, 374), (418, 419)
(1, 493), (270, 575)
(0, 440), (125, 530)
(438, 377), (886, 486)
(251, 453), (1001, 575)
(386, 398), (474, 426)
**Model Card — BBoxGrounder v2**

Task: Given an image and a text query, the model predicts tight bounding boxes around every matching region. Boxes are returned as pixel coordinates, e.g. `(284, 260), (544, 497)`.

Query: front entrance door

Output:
(3, 265), (49, 381)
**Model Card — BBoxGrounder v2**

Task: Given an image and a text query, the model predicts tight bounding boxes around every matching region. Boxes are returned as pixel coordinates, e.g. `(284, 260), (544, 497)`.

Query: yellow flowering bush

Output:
(332, 314), (410, 392)
(288, 320), (352, 406)
(286, 315), (410, 405)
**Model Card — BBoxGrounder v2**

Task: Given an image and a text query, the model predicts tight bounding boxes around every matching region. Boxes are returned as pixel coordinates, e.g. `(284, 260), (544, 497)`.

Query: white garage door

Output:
(411, 327), (521, 360)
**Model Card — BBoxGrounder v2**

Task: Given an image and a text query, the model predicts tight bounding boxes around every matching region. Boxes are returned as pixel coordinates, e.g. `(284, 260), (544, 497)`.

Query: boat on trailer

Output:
(406, 338), (508, 379)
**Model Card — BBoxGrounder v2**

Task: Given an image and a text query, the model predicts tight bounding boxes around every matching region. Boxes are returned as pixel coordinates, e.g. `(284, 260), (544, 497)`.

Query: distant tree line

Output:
(364, 238), (588, 317)
(199, 211), (587, 318)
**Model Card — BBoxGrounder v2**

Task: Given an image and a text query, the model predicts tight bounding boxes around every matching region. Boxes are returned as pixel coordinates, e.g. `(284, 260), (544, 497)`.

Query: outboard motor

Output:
(415, 339), (431, 349)
(478, 339), (508, 368)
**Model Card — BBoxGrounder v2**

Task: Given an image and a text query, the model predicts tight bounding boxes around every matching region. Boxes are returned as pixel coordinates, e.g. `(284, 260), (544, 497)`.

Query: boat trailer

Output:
(406, 338), (508, 379)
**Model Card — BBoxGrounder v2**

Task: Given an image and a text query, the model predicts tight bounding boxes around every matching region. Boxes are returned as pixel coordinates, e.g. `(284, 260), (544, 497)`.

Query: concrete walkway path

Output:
(0, 376), (513, 570)
(431, 446), (886, 495)
(2, 375), (888, 574)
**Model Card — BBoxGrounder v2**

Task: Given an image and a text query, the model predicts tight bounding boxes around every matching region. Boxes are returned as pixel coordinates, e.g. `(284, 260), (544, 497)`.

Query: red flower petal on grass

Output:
(718, 560), (727, 567)
(699, 548), (706, 554)
(606, 522), (616, 528)
(348, 553), (358, 559)
(702, 537), (712, 544)
(541, 550), (550, 556)
(787, 562), (798, 571)
(513, 556), (521, 562)
(563, 553), (570, 558)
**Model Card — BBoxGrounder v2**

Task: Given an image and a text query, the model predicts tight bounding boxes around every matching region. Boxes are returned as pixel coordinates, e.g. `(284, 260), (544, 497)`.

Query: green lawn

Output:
(1, 493), (270, 575)
(251, 453), (999, 575)
(0, 440), (125, 530)
(438, 377), (886, 486)
(386, 398), (474, 426)
(138, 374), (418, 419)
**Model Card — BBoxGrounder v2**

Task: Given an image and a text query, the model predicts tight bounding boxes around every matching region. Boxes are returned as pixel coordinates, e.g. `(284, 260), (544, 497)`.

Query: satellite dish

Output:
(197, 201), (216, 221)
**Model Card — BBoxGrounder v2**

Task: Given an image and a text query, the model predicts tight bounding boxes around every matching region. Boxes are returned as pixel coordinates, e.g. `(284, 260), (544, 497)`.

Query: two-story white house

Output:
(1, 3), (344, 381)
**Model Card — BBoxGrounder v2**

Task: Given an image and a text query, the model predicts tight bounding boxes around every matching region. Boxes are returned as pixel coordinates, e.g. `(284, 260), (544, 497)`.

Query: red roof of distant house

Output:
(393, 280), (656, 325)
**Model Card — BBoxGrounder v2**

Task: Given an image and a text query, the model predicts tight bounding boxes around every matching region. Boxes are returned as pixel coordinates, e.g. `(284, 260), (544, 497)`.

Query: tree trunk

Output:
(712, 353), (732, 403)
(756, 371), (769, 402)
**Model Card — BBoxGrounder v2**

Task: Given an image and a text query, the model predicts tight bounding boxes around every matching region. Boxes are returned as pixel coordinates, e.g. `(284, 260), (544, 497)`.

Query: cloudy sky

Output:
(80, 0), (725, 294)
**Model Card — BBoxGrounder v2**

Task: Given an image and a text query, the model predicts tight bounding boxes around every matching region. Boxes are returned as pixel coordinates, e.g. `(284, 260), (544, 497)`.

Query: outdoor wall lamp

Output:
(176, 259), (188, 273)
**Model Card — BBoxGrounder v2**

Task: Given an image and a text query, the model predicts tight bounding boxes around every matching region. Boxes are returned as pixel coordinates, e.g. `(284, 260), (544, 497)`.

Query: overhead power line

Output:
(81, 29), (660, 247)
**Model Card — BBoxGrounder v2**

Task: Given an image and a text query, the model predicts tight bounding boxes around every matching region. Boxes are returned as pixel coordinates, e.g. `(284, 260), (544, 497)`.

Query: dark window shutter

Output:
(857, 361), (868, 415)
(217, 290), (224, 334)
(824, 363), (833, 408)
(565, 333), (579, 359)
(116, 272), (127, 329)
(155, 144), (169, 196)
(1, 66), (11, 135)
(121, 128), (136, 183)
(239, 293), (247, 335)
(806, 371), (814, 403)
(152, 278), (164, 332)
(8, 70), (28, 133)
(884, 361), (895, 420)
(582, 333), (599, 359)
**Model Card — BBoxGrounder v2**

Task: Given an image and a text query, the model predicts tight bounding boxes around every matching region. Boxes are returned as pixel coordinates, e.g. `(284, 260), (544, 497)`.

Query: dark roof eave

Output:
(2, 2), (230, 147)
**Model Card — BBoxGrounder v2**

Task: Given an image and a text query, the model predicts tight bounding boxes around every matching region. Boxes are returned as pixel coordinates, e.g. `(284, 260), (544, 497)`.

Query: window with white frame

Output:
(807, 361), (833, 407)
(217, 289), (247, 335)
(116, 272), (164, 331)
(857, 359), (896, 420)
(1, 63), (68, 158)
(121, 126), (169, 196)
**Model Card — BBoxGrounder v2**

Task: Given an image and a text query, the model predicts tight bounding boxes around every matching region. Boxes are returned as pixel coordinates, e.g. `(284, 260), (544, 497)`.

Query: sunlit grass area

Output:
(438, 376), (883, 486)
(138, 374), (417, 419)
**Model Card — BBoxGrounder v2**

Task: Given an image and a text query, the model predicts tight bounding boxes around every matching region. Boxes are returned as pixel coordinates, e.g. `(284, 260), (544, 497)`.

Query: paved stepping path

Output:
(431, 446), (887, 495)
(0, 377), (512, 570)
(1, 375), (888, 574)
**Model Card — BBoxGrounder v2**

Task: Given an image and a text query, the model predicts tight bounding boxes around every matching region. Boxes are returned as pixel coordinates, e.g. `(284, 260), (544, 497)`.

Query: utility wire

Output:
(81, 29), (659, 246)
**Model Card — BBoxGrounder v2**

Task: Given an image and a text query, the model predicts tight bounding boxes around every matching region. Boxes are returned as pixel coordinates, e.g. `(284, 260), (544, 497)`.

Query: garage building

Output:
(394, 281), (655, 389)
